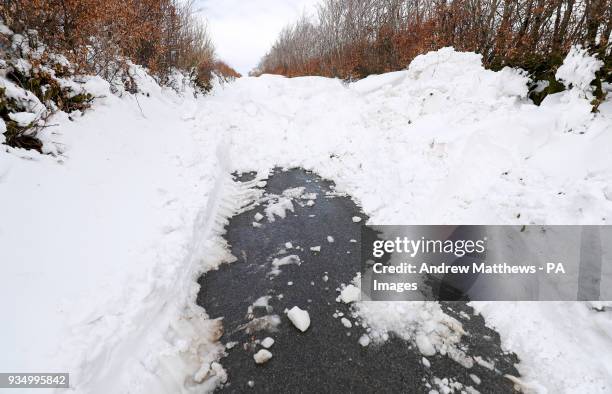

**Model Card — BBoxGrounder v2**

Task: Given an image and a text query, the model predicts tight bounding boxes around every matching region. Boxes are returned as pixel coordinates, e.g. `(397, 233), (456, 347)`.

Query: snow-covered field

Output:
(1, 47), (611, 393)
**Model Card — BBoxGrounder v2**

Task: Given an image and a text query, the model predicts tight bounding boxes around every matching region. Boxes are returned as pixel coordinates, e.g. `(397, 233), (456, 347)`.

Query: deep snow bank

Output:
(0, 67), (251, 392)
(196, 47), (612, 393)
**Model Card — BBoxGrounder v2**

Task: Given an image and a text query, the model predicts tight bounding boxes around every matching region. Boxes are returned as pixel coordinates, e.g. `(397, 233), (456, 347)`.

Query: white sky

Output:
(195, 0), (320, 76)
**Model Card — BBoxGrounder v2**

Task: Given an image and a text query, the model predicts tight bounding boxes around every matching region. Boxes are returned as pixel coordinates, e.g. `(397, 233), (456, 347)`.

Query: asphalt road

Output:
(197, 168), (520, 393)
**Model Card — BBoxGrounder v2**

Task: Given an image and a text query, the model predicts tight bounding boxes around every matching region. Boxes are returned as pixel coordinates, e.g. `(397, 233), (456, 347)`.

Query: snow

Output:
(252, 296), (272, 311)
(254, 212), (264, 221)
(8, 111), (37, 126)
(0, 65), (238, 393)
(282, 186), (306, 198)
(358, 334), (371, 347)
(260, 337), (275, 348)
(310, 245), (321, 252)
(327, 236), (334, 243)
(556, 45), (604, 94)
(253, 349), (273, 364)
(352, 216), (362, 223)
(2, 45), (611, 393)
(264, 197), (294, 222)
(197, 46), (611, 391)
(340, 317), (352, 328)
(339, 284), (361, 303)
(269, 255), (301, 277)
(471, 301), (612, 393)
(286, 306), (311, 332)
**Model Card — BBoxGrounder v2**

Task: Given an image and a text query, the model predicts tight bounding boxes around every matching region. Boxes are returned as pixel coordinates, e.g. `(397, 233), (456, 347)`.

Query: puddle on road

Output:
(197, 168), (519, 393)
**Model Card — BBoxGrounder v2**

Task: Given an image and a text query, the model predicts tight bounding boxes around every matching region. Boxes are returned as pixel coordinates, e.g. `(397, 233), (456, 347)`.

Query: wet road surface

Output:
(197, 168), (520, 393)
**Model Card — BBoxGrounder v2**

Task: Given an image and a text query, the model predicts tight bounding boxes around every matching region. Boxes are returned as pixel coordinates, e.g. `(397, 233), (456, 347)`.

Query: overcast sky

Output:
(195, 0), (319, 76)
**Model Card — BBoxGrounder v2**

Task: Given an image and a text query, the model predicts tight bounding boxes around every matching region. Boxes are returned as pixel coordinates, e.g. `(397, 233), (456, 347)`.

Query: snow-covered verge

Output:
(195, 47), (612, 392)
(0, 65), (253, 392)
(1, 45), (611, 394)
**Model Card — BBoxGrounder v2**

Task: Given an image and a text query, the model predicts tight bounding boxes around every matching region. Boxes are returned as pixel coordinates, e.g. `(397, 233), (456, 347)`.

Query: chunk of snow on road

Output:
(358, 334), (371, 347)
(247, 380), (255, 388)
(253, 349), (273, 364)
(352, 216), (362, 223)
(286, 306), (310, 332)
(422, 357), (431, 368)
(310, 246), (321, 252)
(269, 255), (301, 277)
(355, 301), (468, 364)
(284, 242), (293, 249)
(469, 374), (481, 385)
(339, 285), (360, 303)
(193, 362), (226, 385)
(415, 334), (436, 356)
(264, 197), (294, 222)
(282, 187), (306, 198)
(306, 200), (315, 206)
(252, 222), (262, 228)
(322, 274), (328, 282)
(340, 317), (352, 328)
(473, 356), (494, 370)
(327, 236), (334, 243)
(260, 337), (275, 348)
(254, 212), (264, 221)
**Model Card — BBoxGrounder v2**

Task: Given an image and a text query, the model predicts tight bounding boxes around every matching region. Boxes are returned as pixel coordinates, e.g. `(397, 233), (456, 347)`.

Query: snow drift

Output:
(1, 46), (611, 393)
